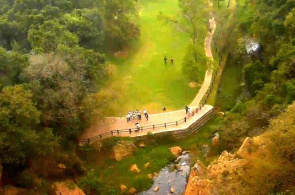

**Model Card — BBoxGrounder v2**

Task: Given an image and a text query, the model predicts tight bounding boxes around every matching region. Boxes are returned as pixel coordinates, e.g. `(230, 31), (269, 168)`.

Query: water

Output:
(139, 153), (191, 195)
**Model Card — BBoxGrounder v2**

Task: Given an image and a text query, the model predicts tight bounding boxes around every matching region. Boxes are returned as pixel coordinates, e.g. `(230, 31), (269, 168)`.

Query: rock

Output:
(54, 181), (85, 195)
(170, 187), (175, 193)
(153, 186), (159, 192)
(112, 141), (135, 161)
(130, 164), (140, 173)
(57, 163), (66, 169)
(147, 174), (153, 179)
(189, 82), (198, 88)
(144, 162), (150, 168)
(2, 186), (27, 195)
(120, 184), (127, 192)
(218, 112), (225, 117)
(212, 133), (219, 146)
(153, 172), (159, 177)
(128, 188), (137, 194)
(169, 146), (182, 156)
(138, 142), (145, 148)
(182, 150), (189, 155)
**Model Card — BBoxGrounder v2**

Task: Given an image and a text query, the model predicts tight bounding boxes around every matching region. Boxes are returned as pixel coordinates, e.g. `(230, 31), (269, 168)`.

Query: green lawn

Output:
(105, 0), (201, 115)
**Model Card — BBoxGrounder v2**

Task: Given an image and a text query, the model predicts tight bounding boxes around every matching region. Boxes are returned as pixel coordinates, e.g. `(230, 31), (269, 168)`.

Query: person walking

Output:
(137, 110), (142, 120)
(170, 57), (174, 64)
(126, 113), (130, 122)
(185, 106), (189, 114)
(164, 56), (167, 64)
(144, 109), (148, 121)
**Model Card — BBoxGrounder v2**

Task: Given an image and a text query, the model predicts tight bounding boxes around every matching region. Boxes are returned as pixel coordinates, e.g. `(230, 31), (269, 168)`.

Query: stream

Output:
(139, 153), (191, 195)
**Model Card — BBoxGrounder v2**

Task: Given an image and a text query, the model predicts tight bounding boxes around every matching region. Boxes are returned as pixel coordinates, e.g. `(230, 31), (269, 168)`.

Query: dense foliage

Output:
(0, 0), (140, 189)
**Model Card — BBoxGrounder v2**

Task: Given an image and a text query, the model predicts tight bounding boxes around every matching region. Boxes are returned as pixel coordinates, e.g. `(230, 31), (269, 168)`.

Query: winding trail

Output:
(81, 18), (217, 140)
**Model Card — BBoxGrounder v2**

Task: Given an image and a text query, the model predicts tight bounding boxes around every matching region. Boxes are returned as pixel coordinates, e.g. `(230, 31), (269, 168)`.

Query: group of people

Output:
(164, 56), (174, 64)
(126, 109), (149, 122)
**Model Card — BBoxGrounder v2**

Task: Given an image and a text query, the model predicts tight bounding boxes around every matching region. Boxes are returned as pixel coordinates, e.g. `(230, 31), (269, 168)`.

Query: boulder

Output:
(57, 163), (66, 169)
(144, 162), (150, 168)
(147, 174), (153, 179)
(112, 141), (135, 161)
(54, 181), (85, 195)
(153, 186), (159, 192)
(138, 142), (145, 148)
(170, 187), (175, 193)
(182, 151), (189, 155)
(120, 184), (127, 192)
(169, 146), (182, 156)
(130, 164), (140, 173)
(128, 188), (137, 194)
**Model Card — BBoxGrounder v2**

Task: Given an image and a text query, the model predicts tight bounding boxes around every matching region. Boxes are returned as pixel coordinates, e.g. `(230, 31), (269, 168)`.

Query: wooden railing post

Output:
(153, 125), (155, 129)
(164, 123), (166, 128)
(129, 129), (131, 134)
(111, 131), (113, 136)
(185, 117), (187, 122)
(117, 130), (119, 135)
(176, 121), (178, 126)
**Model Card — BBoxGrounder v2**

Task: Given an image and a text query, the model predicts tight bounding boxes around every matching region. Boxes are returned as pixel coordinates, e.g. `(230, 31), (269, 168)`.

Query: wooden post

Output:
(111, 131), (113, 136)
(164, 123), (166, 128)
(153, 125), (155, 129)
(100, 134), (102, 139)
(185, 117), (187, 122)
(176, 121), (178, 126)
(129, 129), (131, 134)
(117, 130), (119, 135)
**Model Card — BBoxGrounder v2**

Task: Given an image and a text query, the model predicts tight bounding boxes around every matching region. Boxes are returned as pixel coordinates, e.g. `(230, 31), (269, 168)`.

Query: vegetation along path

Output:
(81, 16), (217, 141)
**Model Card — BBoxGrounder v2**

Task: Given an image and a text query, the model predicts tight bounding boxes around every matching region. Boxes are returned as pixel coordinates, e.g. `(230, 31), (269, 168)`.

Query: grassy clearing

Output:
(79, 116), (222, 193)
(104, 0), (204, 115)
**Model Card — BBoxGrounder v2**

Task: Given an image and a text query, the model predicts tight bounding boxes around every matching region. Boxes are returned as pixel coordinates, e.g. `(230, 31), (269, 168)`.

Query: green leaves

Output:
(0, 85), (59, 165)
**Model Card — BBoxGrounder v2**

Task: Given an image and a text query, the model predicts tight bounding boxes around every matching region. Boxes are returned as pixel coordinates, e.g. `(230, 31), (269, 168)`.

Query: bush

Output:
(77, 171), (104, 194)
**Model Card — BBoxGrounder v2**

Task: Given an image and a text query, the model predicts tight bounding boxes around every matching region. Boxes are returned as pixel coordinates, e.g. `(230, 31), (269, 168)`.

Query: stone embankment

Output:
(185, 136), (272, 195)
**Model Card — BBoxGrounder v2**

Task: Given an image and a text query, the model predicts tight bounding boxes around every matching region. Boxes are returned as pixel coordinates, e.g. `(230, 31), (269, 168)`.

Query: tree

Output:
(0, 85), (58, 165)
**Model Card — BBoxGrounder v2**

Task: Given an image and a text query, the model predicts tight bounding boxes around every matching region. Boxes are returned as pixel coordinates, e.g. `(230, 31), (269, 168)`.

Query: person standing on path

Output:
(170, 57), (174, 64)
(144, 109), (148, 121)
(164, 56), (167, 64)
(137, 110), (141, 120)
(126, 113), (130, 122)
(185, 106), (189, 114)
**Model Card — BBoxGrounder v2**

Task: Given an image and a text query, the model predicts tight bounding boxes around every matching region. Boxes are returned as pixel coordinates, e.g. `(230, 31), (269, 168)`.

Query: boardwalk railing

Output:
(79, 104), (211, 144)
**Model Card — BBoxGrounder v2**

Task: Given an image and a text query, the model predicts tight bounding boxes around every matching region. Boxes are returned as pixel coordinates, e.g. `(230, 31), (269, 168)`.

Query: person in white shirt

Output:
(144, 109), (148, 121)
(135, 123), (141, 131)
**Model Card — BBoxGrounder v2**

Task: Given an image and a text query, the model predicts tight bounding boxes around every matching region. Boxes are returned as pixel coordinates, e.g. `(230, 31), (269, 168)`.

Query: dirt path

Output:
(80, 18), (217, 140)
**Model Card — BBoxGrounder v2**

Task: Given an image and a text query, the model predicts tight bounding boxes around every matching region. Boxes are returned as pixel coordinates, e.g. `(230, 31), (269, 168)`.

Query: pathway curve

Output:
(80, 18), (217, 141)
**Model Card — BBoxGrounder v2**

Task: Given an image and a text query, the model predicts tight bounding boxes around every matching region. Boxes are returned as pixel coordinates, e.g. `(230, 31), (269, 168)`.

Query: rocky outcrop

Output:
(112, 141), (135, 161)
(54, 182), (85, 195)
(185, 136), (271, 195)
